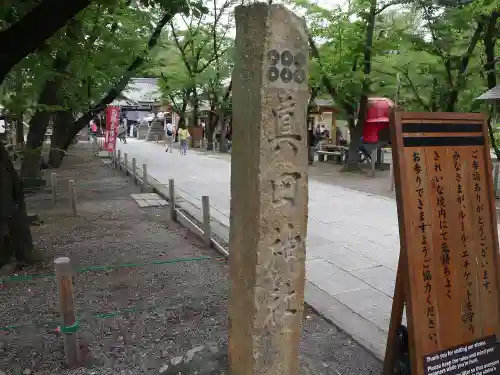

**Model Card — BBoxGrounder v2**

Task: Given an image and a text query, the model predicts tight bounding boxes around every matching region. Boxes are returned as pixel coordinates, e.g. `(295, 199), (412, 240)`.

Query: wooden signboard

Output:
(384, 112), (500, 375)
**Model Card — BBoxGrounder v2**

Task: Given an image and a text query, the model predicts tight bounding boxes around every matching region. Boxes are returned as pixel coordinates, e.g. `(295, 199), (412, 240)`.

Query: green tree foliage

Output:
(297, 0), (499, 114)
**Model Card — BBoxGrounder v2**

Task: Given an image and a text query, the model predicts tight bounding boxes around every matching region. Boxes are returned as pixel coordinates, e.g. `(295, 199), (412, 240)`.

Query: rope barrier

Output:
(76, 256), (223, 273)
(0, 272), (55, 283)
(175, 185), (202, 204)
(0, 299), (183, 333)
(0, 256), (224, 284)
(209, 204), (230, 220)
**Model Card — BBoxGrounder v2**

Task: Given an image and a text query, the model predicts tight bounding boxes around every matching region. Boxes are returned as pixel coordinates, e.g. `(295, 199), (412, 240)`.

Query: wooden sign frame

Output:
(383, 112), (500, 375)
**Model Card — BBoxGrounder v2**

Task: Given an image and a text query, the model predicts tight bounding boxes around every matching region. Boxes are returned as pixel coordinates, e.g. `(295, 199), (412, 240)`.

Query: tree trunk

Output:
(21, 112), (50, 186)
(307, 88), (319, 165)
(445, 20), (484, 112)
(49, 110), (73, 168)
(342, 0), (377, 172)
(62, 112), (92, 151)
(15, 113), (24, 149)
(21, 19), (81, 185)
(343, 115), (362, 168)
(219, 114), (229, 153)
(309, 27), (359, 168)
(176, 101), (188, 142)
(206, 108), (216, 151)
(15, 69), (24, 149)
(0, 0), (90, 84)
(216, 80), (232, 153)
(483, 11), (500, 160)
(430, 78), (439, 112)
(483, 11), (499, 95)
(0, 142), (38, 267)
(191, 93), (199, 147)
(60, 11), (175, 153)
(21, 69), (64, 185)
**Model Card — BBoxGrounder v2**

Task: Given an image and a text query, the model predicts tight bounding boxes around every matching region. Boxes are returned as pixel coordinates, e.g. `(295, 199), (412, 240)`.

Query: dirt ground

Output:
(309, 160), (395, 199)
(0, 144), (381, 375)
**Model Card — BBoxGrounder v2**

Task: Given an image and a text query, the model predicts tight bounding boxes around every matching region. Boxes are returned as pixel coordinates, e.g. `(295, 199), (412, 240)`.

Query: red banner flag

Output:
(105, 106), (120, 152)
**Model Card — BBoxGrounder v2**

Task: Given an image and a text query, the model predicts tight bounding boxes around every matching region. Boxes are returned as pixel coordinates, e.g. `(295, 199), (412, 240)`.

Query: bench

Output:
(316, 150), (343, 163)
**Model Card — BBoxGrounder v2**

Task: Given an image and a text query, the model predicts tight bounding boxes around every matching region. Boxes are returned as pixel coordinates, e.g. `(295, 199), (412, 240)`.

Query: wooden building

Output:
(308, 98), (349, 144)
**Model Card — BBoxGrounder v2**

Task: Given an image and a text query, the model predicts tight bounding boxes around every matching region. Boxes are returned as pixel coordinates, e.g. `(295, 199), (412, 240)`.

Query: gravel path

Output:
(0, 144), (381, 375)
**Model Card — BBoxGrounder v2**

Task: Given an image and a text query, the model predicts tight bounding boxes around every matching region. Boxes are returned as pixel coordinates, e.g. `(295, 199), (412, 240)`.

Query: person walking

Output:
(89, 118), (98, 154)
(178, 127), (191, 155)
(164, 121), (174, 153)
(118, 120), (127, 143)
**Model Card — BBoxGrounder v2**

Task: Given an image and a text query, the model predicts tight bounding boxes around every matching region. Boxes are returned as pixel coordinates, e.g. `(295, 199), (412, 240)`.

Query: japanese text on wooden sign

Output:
(390, 112), (500, 375)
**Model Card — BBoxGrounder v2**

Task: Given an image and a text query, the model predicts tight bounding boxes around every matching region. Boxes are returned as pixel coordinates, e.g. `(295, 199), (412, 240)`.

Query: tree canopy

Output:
(0, 0), (498, 160)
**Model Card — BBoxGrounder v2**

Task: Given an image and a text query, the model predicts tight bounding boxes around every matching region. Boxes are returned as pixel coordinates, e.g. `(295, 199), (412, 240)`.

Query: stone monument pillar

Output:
(137, 119), (149, 140)
(147, 116), (165, 142)
(229, 3), (308, 375)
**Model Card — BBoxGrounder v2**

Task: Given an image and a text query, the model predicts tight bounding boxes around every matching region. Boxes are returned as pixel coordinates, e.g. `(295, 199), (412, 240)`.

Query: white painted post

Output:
(54, 257), (80, 366)
(132, 158), (137, 184)
(169, 179), (176, 221)
(69, 180), (77, 216)
(124, 153), (128, 176)
(51, 173), (57, 204)
(202, 196), (211, 247)
(141, 164), (148, 192)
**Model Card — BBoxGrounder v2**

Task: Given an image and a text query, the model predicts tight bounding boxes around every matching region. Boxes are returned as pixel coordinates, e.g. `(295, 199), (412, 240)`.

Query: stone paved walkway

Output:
(115, 138), (497, 359)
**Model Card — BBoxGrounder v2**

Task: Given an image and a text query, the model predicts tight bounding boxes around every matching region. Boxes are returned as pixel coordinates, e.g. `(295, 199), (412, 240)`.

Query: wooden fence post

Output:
(124, 153), (128, 176)
(51, 173), (57, 204)
(117, 150), (121, 170)
(54, 257), (80, 366)
(69, 180), (77, 216)
(169, 179), (176, 221)
(132, 158), (137, 184)
(202, 196), (211, 247)
(142, 164), (149, 192)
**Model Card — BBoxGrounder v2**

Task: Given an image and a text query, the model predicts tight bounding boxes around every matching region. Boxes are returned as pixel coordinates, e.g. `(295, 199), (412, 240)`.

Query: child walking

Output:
(178, 127), (191, 155)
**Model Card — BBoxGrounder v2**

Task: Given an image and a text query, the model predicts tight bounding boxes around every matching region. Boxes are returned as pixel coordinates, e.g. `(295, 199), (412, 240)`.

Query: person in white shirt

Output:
(164, 121), (174, 153)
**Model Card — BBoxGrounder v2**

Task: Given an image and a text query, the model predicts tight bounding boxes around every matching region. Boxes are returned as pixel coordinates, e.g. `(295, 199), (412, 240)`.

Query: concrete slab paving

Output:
(117, 138), (489, 359)
(135, 199), (149, 208)
(315, 243), (380, 272)
(131, 193), (168, 207)
(351, 265), (396, 297)
(334, 288), (393, 331)
(306, 259), (373, 295)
